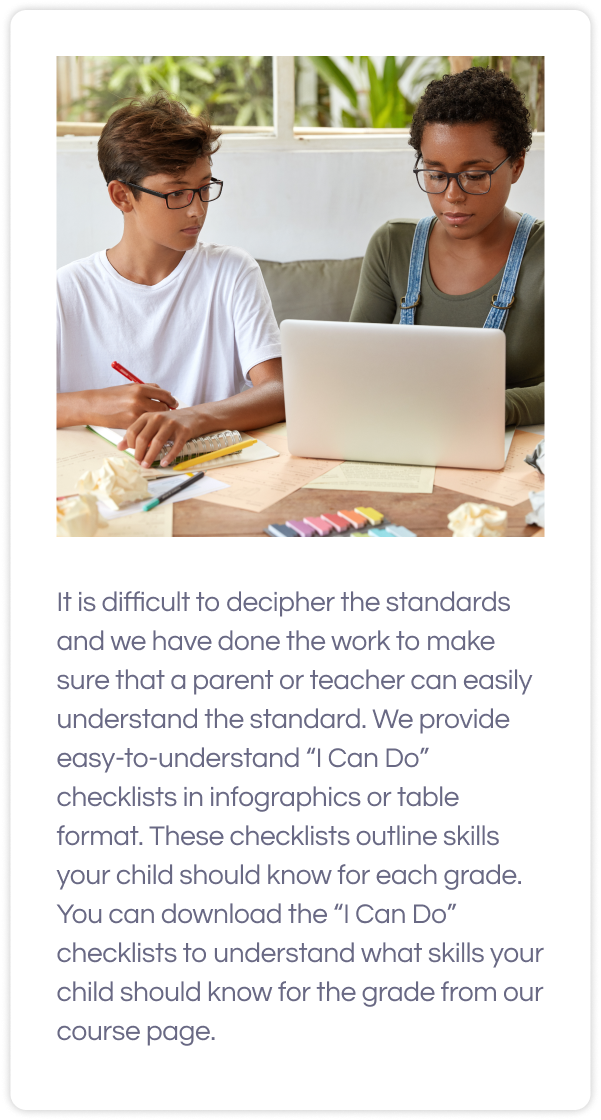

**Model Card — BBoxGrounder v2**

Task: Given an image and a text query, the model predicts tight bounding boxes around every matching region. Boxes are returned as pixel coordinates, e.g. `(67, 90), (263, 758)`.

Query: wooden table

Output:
(174, 485), (540, 537)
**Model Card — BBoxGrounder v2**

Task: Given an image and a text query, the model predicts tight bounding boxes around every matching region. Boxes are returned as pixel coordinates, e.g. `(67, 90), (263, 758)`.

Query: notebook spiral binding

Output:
(158, 429), (243, 464)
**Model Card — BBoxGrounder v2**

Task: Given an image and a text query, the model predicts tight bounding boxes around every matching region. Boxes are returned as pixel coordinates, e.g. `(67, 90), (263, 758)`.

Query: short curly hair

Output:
(410, 67), (532, 162)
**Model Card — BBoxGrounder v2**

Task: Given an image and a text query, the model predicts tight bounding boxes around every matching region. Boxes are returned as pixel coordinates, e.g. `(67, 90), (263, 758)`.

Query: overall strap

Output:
(483, 213), (536, 331)
(400, 217), (434, 324)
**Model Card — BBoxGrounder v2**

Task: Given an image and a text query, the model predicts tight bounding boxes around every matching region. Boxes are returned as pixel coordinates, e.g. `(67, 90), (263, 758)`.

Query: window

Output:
(57, 55), (274, 135)
(294, 56), (544, 130)
(57, 56), (544, 151)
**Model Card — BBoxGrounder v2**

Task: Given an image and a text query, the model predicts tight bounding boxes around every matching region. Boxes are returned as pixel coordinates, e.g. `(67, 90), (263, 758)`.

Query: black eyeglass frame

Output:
(118, 178), (224, 207)
(413, 154), (512, 195)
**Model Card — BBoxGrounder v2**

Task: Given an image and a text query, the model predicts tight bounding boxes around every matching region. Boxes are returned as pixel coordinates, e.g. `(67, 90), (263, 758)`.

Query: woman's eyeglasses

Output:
(413, 155), (511, 196)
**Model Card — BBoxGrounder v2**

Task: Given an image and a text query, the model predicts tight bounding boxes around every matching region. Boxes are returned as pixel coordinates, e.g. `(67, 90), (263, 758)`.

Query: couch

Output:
(256, 258), (363, 326)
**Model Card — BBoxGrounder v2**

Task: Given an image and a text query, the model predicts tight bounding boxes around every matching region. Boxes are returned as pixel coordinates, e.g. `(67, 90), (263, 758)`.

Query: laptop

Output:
(281, 320), (506, 470)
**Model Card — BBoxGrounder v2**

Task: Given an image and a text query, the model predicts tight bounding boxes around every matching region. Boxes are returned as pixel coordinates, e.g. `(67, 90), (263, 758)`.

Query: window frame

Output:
(56, 55), (545, 153)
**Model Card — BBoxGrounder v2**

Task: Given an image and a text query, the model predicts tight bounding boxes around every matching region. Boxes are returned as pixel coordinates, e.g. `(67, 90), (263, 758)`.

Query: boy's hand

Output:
(114, 358), (285, 466)
(57, 384), (178, 429)
(118, 407), (200, 467)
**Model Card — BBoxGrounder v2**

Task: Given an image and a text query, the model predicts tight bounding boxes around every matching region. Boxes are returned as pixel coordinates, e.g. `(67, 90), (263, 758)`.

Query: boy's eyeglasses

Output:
(119, 178), (224, 207)
(413, 155), (511, 195)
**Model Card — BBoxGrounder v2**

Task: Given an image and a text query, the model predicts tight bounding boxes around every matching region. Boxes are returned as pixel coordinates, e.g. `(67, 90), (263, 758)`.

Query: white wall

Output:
(57, 144), (544, 267)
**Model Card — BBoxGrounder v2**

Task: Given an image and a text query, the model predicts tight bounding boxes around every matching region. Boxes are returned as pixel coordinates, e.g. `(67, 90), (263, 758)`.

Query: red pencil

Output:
(111, 360), (177, 409)
(112, 360), (143, 384)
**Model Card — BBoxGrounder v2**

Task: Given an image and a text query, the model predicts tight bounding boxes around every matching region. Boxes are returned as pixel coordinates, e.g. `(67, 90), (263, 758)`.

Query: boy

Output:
(57, 94), (284, 467)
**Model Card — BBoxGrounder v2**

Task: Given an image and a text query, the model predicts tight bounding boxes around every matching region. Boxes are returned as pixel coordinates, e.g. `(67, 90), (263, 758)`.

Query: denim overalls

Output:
(399, 212), (536, 330)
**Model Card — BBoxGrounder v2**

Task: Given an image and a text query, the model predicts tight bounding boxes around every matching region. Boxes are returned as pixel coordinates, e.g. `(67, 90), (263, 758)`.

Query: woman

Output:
(350, 67), (543, 427)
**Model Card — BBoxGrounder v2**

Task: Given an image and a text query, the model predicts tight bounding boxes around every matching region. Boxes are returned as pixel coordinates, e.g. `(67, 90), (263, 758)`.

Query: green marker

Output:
(142, 471), (204, 511)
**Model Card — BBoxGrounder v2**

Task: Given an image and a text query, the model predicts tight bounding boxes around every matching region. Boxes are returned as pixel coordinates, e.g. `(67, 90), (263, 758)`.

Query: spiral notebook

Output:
(87, 425), (278, 469)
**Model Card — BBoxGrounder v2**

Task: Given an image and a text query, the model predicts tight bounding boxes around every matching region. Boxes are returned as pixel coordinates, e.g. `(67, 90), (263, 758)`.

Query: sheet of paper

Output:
(95, 503), (173, 537)
(303, 459), (435, 493)
(98, 474), (228, 520)
(519, 423), (545, 435)
(200, 437), (279, 470)
(59, 424), (228, 492)
(57, 426), (226, 530)
(57, 426), (135, 496)
(302, 427), (513, 493)
(261, 421), (287, 437)
(194, 424), (342, 513)
(434, 429), (545, 506)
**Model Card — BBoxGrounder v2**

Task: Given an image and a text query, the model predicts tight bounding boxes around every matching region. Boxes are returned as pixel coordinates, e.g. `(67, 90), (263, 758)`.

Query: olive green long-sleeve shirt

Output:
(350, 218), (544, 426)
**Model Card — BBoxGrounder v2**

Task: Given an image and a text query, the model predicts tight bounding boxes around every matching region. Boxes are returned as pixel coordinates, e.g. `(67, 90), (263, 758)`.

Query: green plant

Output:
(466, 57), (544, 129)
(509, 57), (544, 130)
(66, 56), (273, 126)
(307, 56), (417, 127)
(401, 56), (450, 104)
(303, 55), (543, 131)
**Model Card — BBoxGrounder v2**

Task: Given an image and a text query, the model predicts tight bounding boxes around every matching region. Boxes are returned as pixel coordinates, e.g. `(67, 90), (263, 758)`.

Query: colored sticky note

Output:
(304, 516), (333, 536)
(286, 520), (316, 537)
(338, 509), (368, 529)
(265, 523), (300, 537)
(368, 527), (394, 537)
(321, 513), (350, 533)
(355, 506), (384, 525)
(351, 531), (370, 537)
(387, 525), (417, 537)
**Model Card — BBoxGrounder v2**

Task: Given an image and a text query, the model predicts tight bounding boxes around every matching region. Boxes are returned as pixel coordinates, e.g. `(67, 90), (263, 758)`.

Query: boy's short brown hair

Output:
(97, 93), (221, 192)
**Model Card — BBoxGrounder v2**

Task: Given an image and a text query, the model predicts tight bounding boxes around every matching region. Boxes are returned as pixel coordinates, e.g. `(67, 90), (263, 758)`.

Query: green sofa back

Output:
(257, 258), (363, 326)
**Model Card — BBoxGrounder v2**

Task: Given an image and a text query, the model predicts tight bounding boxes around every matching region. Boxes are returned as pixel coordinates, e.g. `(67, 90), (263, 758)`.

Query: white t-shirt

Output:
(57, 242), (281, 405)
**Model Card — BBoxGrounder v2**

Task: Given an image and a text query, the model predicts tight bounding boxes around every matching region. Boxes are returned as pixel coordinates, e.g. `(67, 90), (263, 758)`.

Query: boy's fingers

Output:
(135, 421), (192, 468)
(159, 429), (191, 467)
(120, 415), (148, 455)
(140, 385), (178, 408)
(123, 415), (145, 441)
(141, 427), (175, 468)
(136, 422), (161, 465)
(122, 414), (193, 468)
(133, 415), (172, 467)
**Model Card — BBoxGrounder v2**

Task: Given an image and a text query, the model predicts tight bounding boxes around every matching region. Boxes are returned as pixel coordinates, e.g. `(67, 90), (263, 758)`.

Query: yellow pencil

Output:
(171, 438), (257, 471)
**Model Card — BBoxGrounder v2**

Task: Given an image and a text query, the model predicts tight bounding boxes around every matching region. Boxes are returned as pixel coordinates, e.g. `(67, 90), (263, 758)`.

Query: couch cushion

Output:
(256, 258), (363, 326)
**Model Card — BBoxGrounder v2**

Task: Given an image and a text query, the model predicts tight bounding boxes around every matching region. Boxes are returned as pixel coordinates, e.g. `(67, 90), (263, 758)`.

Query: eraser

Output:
(321, 513), (349, 533)
(338, 509), (368, 529)
(304, 516), (333, 536)
(286, 520), (316, 537)
(265, 523), (300, 537)
(355, 506), (384, 525)
(387, 525), (417, 537)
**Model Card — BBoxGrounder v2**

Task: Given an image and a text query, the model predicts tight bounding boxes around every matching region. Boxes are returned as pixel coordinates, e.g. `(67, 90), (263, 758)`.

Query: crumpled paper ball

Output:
(525, 490), (545, 528)
(57, 494), (107, 537)
(525, 439), (545, 475)
(78, 455), (150, 510)
(448, 502), (508, 538)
